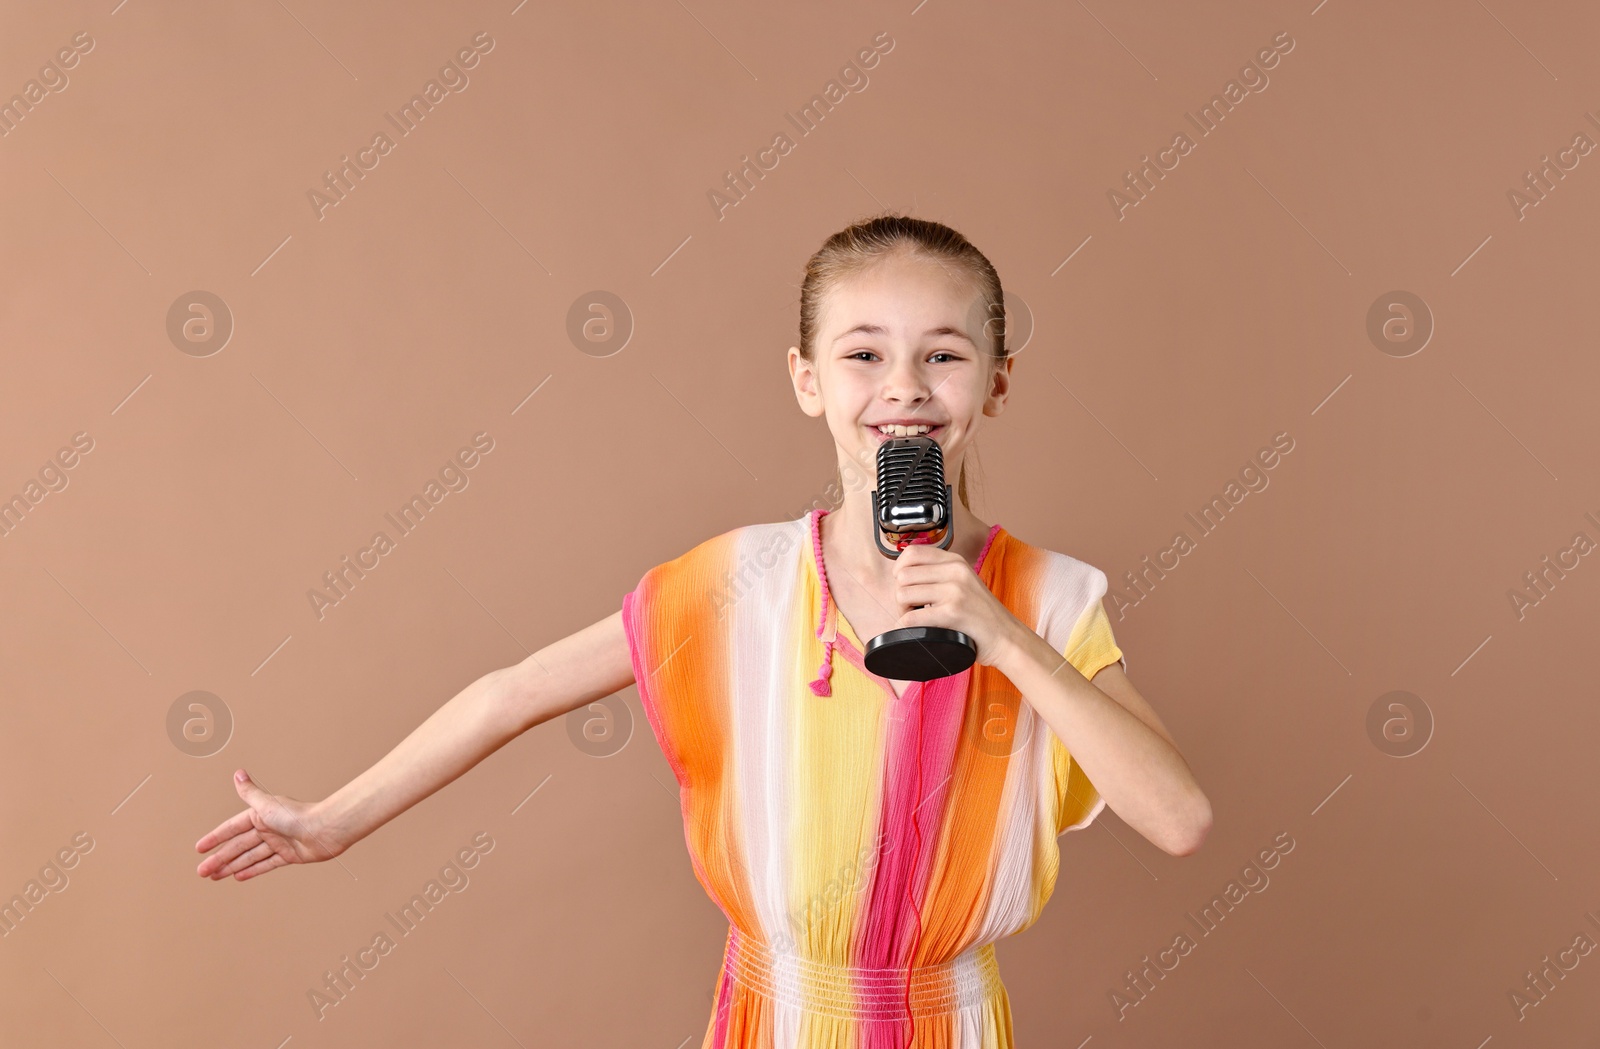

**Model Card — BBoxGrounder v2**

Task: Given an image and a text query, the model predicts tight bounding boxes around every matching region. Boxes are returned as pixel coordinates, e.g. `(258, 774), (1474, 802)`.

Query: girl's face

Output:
(788, 249), (1013, 489)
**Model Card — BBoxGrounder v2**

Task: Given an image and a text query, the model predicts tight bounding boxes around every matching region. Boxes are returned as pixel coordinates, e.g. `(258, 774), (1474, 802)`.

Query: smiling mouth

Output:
(868, 424), (944, 444)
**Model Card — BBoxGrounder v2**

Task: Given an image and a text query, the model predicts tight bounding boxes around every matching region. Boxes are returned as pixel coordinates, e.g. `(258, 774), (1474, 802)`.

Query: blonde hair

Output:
(796, 213), (1008, 511)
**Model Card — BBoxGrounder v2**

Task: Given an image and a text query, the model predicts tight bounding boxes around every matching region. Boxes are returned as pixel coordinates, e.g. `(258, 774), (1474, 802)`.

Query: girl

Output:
(195, 214), (1211, 1047)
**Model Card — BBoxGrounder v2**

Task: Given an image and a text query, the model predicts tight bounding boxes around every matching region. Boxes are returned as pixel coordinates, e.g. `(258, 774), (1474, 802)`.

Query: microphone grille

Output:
(874, 437), (947, 532)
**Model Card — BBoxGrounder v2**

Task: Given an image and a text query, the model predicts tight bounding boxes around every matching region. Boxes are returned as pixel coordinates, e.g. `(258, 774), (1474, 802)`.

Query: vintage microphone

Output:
(862, 434), (979, 681)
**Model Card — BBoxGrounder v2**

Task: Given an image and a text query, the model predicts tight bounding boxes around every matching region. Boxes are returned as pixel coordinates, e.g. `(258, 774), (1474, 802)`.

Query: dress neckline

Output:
(803, 507), (1004, 699)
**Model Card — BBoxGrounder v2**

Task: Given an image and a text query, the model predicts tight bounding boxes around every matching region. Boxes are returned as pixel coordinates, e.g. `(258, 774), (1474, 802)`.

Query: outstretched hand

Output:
(194, 769), (344, 882)
(887, 542), (1025, 668)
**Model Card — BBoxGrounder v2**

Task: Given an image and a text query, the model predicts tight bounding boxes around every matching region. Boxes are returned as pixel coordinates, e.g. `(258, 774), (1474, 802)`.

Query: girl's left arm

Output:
(890, 543), (1212, 857)
(995, 626), (1212, 857)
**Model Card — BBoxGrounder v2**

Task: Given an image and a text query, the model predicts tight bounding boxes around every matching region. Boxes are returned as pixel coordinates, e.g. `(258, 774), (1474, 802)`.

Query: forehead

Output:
(818, 251), (983, 339)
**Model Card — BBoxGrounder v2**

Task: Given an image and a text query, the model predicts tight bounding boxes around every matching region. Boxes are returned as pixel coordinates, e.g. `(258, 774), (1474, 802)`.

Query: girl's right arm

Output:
(195, 609), (635, 882)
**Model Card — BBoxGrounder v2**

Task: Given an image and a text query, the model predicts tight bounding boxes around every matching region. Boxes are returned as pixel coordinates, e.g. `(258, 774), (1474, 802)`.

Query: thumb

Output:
(233, 768), (266, 805)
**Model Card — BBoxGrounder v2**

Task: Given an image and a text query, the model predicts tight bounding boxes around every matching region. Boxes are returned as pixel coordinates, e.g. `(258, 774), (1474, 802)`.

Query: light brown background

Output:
(3, 1), (1597, 1046)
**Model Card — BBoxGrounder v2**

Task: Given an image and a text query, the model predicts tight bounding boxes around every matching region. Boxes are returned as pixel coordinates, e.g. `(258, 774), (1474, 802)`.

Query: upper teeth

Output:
(877, 424), (933, 436)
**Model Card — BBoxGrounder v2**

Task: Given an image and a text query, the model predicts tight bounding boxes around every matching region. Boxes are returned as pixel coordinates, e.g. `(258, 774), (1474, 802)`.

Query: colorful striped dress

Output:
(622, 507), (1124, 1048)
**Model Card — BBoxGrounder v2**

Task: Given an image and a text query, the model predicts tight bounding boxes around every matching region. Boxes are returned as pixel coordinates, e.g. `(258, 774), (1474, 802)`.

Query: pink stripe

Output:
(708, 954), (735, 1049)
(853, 666), (974, 1044)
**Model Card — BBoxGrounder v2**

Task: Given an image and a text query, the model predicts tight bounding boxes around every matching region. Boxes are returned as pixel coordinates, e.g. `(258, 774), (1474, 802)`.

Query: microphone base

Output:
(862, 627), (978, 682)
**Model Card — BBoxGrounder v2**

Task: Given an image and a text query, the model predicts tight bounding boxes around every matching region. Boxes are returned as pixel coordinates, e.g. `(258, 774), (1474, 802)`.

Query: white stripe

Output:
(981, 549), (1109, 941)
(728, 518), (809, 1049)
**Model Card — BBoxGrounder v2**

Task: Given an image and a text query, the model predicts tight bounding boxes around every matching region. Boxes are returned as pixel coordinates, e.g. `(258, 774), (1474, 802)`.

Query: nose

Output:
(880, 355), (932, 406)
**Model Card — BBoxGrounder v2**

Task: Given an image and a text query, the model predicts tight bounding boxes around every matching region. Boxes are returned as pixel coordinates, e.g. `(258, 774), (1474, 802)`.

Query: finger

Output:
(235, 853), (290, 882)
(891, 563), (954, 586)
(217, 841), (275, 879)
(232, 768), (271, 807)
(195, 808), (257, 853)
(894, 543), (954, 563)
(201, 829), (263, 875)
(198, 829), (262, 876)
(895, 581), (952, 606)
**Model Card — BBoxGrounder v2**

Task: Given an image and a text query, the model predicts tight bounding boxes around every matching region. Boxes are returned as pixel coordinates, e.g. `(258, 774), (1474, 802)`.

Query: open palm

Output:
(194, 769), (344, 882)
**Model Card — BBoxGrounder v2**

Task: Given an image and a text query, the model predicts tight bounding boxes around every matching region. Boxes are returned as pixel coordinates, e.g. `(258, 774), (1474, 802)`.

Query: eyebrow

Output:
(830, 324), (976, 347)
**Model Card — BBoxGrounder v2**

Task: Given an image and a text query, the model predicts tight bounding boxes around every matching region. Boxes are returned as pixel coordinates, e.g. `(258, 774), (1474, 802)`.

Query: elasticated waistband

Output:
(720, 923), (1005, 1021)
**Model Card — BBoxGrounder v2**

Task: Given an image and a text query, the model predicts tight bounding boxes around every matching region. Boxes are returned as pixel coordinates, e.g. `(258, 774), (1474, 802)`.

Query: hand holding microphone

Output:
(862, 434), (980, 681)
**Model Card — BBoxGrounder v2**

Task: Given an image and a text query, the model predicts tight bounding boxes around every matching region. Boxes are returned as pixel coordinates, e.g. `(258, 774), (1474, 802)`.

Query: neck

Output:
(820, 482), (992, 587)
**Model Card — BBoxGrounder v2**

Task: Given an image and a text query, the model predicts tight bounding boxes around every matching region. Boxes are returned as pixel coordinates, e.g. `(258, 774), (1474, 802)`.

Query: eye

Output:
(845, 349), (961, 363)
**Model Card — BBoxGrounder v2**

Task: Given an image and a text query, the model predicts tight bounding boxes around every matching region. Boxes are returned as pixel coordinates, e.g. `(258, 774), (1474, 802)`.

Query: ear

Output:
(788, 345), (825, 419)
(983, 354), (1014, 417)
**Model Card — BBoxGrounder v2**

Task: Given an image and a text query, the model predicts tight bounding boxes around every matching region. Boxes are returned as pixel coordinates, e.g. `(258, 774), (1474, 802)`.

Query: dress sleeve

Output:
(619, 533), (733, 793)
(621, 565), (689, 790)
(1047, 569), (1125, 836)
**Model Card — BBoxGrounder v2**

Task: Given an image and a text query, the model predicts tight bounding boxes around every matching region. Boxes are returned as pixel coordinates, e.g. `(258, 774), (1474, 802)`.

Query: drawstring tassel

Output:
(809, 638), (834, 696)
